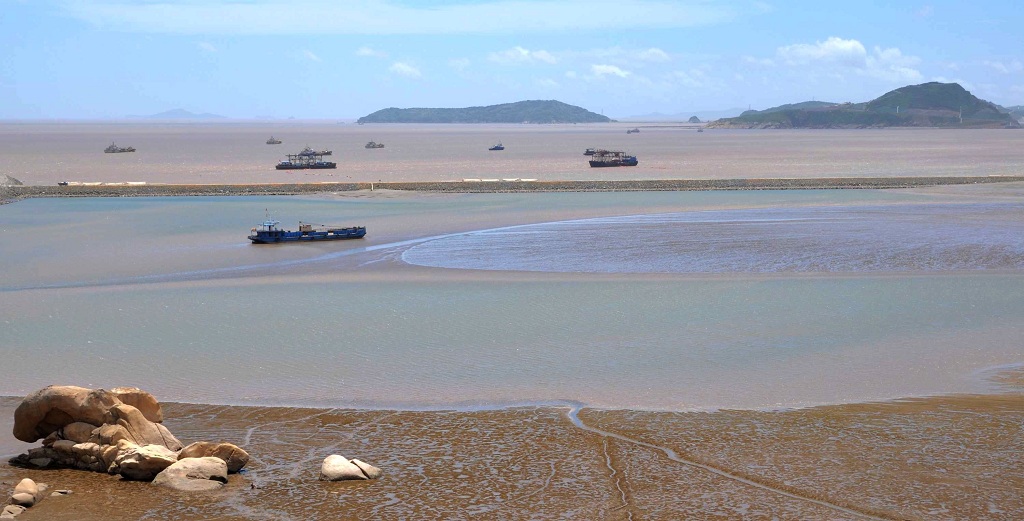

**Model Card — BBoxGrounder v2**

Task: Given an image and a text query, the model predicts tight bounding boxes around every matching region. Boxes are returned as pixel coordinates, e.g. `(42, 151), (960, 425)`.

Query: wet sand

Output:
(2, 378), (1023, 520)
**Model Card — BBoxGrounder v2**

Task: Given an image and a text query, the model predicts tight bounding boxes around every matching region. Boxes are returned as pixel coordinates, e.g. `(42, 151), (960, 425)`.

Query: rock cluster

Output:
(2, 478), (48, 519)
(10, 386), (249, 490)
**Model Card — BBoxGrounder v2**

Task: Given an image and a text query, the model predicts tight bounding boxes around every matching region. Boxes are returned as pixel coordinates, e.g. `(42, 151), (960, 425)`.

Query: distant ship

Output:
(588, 150), (638, 167)
(298, 146), (332, 156)
(626, 128), (640, 134)
(584, 148), (597, 156)
(104, 142), (135, 153)
(276, 147), (336, 169)
(266, 136), (282, 144)
(249, 219), (365, 243)
(365, 141), (384, 149)
(489, 143), (504, 151)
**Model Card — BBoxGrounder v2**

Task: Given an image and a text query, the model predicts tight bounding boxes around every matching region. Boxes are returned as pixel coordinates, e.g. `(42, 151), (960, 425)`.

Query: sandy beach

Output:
(6, 123), (1024, 517)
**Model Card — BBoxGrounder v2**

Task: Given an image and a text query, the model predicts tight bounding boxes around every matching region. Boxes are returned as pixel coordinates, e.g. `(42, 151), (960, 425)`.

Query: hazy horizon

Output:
(3, 1), (1023, 120)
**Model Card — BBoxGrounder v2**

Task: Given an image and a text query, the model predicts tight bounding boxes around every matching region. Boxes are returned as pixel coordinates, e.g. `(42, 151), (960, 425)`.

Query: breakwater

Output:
(6, 176), (1024, 199)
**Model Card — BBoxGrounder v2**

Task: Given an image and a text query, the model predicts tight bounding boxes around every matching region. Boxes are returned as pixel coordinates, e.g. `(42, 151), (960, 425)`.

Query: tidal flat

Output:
(3, 125), (1024, 519)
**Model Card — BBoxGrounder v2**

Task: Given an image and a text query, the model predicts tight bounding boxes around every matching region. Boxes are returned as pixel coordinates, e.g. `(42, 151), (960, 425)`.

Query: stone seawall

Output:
(5, 176), (1024, 200)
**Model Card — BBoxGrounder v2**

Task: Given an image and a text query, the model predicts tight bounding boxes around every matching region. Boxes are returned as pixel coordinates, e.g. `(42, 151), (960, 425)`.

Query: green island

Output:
(356, 100), (612, 124)
(709, 82), (1022, 129)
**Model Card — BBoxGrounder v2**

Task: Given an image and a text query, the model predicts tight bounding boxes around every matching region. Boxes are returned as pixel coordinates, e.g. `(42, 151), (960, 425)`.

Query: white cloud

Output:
(777, 37), (867, 67)
(59, 0), (738, 35)
(638, 48), (670, 62)
(773, 37), (921, 82)
(356, 46), (388, 58)
(535, 78), (560, 88)
(448, 58), (471, 71)
(389, 62), (421, 78)
(591, 64), (631, 78)
(488, 46), (557, 64)
(984, 60), (1023, 74)
(197, 41), (217, 52)
(302, 49), (322, 62)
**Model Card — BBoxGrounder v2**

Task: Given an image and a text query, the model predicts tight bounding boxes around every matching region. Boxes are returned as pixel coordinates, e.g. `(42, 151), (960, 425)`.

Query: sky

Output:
(1, 0), (1022, 119)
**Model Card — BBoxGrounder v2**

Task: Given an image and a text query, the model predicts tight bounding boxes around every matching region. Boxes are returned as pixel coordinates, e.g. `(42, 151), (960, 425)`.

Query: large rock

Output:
(319, 454), (380, 481)
(178, 441), (249, 473)
(11, 478), (40, 507)
(115, 443), (178, 481)
(13, 386), (120, 442)
(61, 422), (98, 443)
(152, 457), (227, 491)
(110, 387), (163, 423)
(105, 404), (182, 451)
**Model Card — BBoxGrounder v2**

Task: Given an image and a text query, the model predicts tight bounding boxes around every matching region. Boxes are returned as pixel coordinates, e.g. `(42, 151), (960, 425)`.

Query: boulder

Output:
(110, 387), (163, 423)
(178, 441), (249, 473)
(105, 404), (182, 451)
(319, 454), (379, 481)
(351, 459), (382, 480)
(152, 458), (227, 491)
(89, 424), (130, 447)
(115, 443), (178, 481)
(10, 478), (40, 507)
(1, 505), (26, 519)
(61, 422), (98, 443)
(13, 386), (120, 442)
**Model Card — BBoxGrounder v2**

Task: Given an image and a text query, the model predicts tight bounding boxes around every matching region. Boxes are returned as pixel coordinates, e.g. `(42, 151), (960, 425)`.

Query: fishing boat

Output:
(626, 128), (640, 134)
(266, 136), (282, 144)
(588, 150), (638, 167)
(104, 142), (135, 153)
(365, 141), (384, 149)
(489, 143), (505, 151)
(584, 148), (599, 156)
(248, 219), (366, 243)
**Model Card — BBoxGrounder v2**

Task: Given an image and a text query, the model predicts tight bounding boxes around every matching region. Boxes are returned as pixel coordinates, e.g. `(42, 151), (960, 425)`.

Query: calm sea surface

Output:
(2, 121), (1023, 185)
(2, 188), (1023, 411)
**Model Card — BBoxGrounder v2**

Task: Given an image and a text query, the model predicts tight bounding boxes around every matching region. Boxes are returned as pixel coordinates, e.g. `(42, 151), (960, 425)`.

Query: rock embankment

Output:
(7, 175), (1024, 200)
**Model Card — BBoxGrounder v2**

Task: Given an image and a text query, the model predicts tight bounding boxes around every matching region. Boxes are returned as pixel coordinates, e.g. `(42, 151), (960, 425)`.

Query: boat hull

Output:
(248, 227), (366, 243)
(589, 159), (639, 167)
(275, 162), (337, 170)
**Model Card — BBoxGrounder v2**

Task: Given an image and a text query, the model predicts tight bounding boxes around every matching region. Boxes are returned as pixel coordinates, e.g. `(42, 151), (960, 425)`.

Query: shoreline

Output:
(3, 386), (1022, 520)
(5, 174), (1024, 200)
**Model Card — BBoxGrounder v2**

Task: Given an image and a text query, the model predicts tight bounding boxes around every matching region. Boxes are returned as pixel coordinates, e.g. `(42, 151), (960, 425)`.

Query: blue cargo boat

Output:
(248, 220), (366, 243)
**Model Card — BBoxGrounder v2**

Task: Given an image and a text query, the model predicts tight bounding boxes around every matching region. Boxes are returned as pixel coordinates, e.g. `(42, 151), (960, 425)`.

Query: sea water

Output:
(2, 191), (1023, 410)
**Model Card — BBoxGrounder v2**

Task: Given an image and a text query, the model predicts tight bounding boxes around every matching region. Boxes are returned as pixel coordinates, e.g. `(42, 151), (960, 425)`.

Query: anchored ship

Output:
(248, 219), (366, 243)
(266, 136), (282, 144)
(489, 143), (504, 151)
(588, 150), (638, 167)
(276, 147), (336, 169)
(365, 141), (384, 149)
(298, 146), (332, 156)
(104, 142), (135, 153)
(626, 128), (640, 134)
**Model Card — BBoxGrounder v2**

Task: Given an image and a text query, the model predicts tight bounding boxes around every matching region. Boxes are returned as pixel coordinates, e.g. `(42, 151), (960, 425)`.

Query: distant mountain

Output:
(740, 101), (839, 116)
(131, 109), (226, 119)
(357, 100), (611, 124)
(709, 83), (1020, 129)
(1003, 105), (1024, 121)
(622, 108), (745, 122)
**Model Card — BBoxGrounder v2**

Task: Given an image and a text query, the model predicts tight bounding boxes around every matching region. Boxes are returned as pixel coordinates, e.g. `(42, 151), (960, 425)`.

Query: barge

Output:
(248, 220), (366, 243)
(588, 150), (638, 167)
